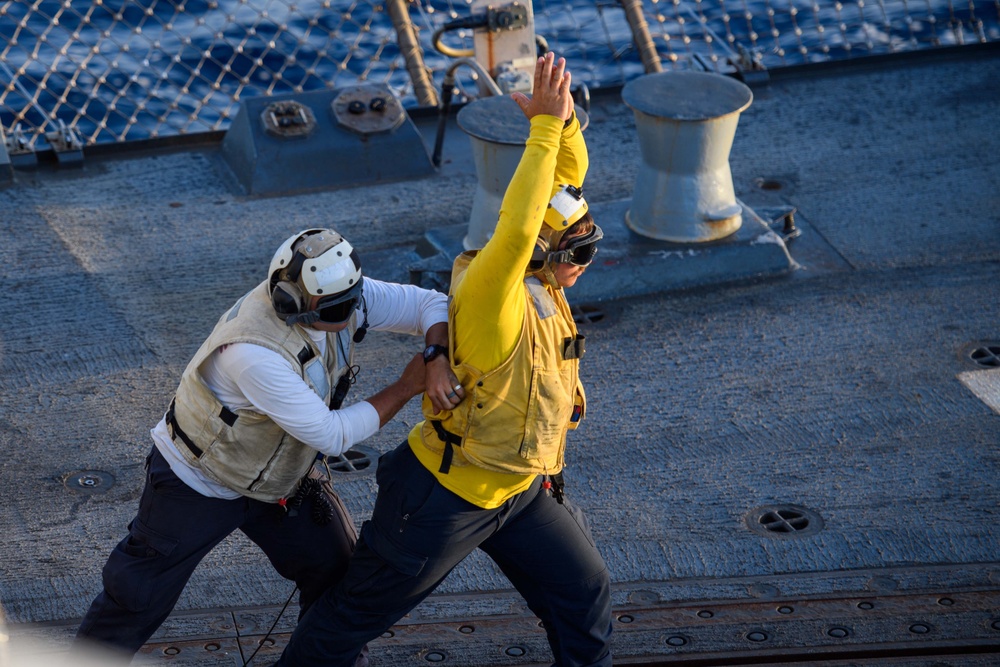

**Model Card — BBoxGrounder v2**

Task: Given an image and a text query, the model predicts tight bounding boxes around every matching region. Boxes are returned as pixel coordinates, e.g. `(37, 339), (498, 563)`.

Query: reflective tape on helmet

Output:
(300, 239), (361, 296)
(543, 184), (588, 229)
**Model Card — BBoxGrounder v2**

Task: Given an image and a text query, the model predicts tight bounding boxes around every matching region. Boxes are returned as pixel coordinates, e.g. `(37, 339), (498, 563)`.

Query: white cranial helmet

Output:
(267, 228), (363, 324)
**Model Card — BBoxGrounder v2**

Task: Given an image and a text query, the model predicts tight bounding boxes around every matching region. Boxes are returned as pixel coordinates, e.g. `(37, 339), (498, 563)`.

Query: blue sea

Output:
(0, 0), (996, 145)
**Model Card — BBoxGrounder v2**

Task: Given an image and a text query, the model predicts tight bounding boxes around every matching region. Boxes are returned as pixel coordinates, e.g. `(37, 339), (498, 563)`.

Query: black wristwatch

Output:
(422, 344), (448, 364)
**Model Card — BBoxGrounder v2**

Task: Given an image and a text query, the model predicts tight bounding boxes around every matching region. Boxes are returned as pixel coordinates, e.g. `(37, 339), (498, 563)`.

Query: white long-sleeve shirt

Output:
(153, 278), (447, 499)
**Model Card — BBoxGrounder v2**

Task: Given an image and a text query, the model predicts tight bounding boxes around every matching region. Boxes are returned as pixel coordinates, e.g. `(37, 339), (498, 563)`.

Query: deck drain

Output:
(753, 177), (787, 192)
(746, 504), (824, 538)
(325, 446), (377, 475)
(63, 470), (115, 493)
(967, 344), (1000, 368)
(572, 304), (606, 325)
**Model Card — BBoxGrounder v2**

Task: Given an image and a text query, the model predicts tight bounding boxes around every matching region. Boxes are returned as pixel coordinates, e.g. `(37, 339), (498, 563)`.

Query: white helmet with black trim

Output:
(268, 228), (364, 326)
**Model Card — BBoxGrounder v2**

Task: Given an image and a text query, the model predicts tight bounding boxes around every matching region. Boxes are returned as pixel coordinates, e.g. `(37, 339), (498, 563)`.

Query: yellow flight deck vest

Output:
(168, 281), (357, 502)
(419, 252), (586, 475)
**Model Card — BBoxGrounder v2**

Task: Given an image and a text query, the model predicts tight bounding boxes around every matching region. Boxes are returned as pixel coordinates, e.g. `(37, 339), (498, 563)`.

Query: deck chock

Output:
(0, 126), (13, 184)
(45, 119), (85, 168)
(220, 84), (435, 197)
(3, 124), (37, 171)
(733, 45), (772, 86)
(410, 198), (797, 300)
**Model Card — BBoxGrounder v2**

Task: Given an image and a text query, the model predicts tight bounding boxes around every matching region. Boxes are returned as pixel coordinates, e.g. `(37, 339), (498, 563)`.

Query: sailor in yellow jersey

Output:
(274, 52), (612, 667)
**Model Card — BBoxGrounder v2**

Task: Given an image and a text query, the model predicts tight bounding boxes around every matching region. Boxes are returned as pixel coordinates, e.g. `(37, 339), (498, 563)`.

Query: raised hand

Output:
(511, 52), (573, 122)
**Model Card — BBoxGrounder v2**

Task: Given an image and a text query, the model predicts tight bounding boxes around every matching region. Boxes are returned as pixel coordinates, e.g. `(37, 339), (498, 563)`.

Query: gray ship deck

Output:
(1, 45), (999, 665)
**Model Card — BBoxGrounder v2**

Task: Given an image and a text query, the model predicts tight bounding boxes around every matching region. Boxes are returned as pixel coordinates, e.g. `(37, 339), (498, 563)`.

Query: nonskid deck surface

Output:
(1, 46), (998, 665)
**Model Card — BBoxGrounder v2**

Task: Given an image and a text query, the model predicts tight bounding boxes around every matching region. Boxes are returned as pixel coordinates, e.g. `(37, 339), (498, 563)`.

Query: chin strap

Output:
(530, 262), (562, 290)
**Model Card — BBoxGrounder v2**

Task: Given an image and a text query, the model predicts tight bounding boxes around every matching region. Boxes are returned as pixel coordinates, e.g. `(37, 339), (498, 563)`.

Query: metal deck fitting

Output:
(220, 85), (435, 197)
(621, 71), (753, 243)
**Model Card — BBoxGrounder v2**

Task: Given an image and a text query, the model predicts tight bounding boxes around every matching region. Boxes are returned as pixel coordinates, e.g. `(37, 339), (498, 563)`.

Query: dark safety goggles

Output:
(550, 223), (604, 267)
(313, 279), (363, 324)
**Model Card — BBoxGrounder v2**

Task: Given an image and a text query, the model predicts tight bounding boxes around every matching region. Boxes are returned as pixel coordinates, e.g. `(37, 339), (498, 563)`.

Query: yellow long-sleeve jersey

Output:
(407, 112), (589, 509)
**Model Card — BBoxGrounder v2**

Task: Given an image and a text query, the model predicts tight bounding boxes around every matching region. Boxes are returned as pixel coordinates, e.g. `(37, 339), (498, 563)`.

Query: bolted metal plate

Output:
(746, 504), (824, 538)
(260, 100), (317, 138)
(63, 470), (115, 493)
(332, 84), (405, 135)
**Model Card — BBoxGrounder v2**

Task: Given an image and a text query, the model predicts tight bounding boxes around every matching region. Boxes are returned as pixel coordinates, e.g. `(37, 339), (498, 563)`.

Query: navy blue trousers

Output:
(76, 447), (357, 657)
(274, 442), (613, 667)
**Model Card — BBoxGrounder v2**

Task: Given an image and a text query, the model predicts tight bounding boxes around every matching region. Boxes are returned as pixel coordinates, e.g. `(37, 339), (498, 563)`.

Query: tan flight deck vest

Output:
(168, 282), (357, 502)
(419, 251), (587, 475)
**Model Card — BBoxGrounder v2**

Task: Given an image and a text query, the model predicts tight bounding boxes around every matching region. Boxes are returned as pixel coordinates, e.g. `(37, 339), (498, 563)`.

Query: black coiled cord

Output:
(287, 477), (335, 525)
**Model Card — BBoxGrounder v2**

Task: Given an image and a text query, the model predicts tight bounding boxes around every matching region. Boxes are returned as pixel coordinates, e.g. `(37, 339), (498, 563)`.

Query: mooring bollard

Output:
(622, 71), (753, 243)
(457, 95), (588, 250)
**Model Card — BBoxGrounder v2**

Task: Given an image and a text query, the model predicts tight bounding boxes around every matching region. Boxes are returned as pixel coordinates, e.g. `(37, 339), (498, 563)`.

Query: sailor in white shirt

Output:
(76, 228), (463, 661)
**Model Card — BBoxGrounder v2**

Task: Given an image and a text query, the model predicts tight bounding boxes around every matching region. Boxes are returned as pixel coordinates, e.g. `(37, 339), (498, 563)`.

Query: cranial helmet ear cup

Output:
(528, 237), (550, 272)
(271, 280), (305, 319)
(269, 249), (308, 319)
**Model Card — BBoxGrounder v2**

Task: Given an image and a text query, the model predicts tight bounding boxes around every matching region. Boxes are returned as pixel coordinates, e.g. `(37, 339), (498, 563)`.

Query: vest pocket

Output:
(519, 366), (574, 463)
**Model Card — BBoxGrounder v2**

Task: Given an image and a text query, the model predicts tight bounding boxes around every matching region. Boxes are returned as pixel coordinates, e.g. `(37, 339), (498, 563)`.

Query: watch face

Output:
(423, 344), (446, 362)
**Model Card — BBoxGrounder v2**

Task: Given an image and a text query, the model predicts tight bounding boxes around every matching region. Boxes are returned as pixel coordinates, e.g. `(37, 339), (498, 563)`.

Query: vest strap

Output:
(219, 405), (239, 427)
(431, 420), (463, 474)
(297, 345), (315, 365)
(166, 398), (204, 458)
(167, 399), (240, 458)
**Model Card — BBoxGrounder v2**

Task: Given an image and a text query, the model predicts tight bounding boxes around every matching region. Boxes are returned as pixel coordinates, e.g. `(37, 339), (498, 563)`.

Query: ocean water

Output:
(0, 0), (996, 145)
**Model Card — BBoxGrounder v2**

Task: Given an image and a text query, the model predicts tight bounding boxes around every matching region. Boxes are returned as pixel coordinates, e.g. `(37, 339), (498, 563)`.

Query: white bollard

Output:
(622, 71), (753, 243)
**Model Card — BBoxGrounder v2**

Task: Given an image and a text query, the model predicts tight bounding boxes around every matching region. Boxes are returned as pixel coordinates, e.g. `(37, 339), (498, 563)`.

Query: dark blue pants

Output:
(76, 447), (357, 657)
(274, 442), (613, 667)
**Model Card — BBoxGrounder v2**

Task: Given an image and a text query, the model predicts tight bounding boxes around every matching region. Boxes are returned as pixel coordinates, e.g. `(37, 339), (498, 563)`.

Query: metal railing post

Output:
(387, 0), (439, 108)
(619, 0), (662, 74)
